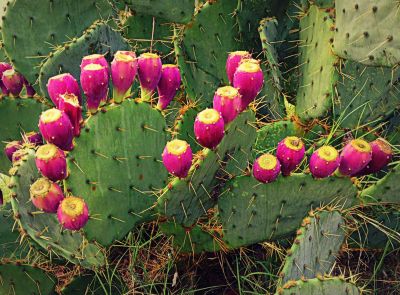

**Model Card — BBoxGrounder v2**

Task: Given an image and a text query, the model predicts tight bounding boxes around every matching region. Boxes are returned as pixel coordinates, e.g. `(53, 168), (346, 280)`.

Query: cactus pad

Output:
(157, 111), (257, 226)
(334, 60), (400, 128)
(66, 101), (168, 246)
(360, 163), (400, 204)
(2, 0), (112, 86)
(39, 22), (129, 100)
(276, 277), (360, 295)
(219, 175), (356, 249)
(280, 211), (346, 283)
(10, 149), (106, 268)
(0, 97), (46, 172)
(173, 107), (202, 153)
(334, 0), (400, 67)
(0, 263), (56, 295)
(295, 5), (338, 121)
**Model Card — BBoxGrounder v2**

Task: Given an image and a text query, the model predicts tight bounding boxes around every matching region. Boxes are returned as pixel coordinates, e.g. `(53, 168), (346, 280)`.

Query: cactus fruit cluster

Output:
(0, 0), (399, 293)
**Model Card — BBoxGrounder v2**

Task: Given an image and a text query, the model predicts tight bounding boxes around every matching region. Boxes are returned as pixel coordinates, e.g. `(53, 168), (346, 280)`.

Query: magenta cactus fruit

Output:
(162, 139), (192, 178)
(47, 73), (81, 107)
(39, 108), (74, 151)
(111, 51), (138, 103)
(194, 108), (225, 149)
(157, 64), (181, 110)
(80, 64), (109, 114)
(0, 62), (12, 94)
(276, 136), (305, 176)
(58, 93), (82, 137)
(339, 139), (372, 176)
(30, 178), (64, 213)
(309, 146), (340, 179)
(35, 144), (67, 181)
(4, 141), (22, 161)
(22, 76), (36, 97)
(226, 51), (251, 84)
(57, 196), (89, 230)
(253, 153), (281, 183)
(213, 86), (241, 124)
(24, 131), (43, 146)
(80, 54), (109, 72)
(137, 52), (162, 100)
(357, 138), (393, 175)
(233, 59), (264, 111)
(2, 69), (23, 96)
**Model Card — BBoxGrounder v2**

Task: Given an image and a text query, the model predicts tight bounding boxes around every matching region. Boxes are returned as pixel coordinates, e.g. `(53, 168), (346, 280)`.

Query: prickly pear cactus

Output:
(173, 106), (202, 153)
(156, 111), (256, 226)
(279, 210), (346, 284)
(66, 101), (168, 246)
(0, 263), (56, 295)
(10, 149), (106, 268)
(2, 0), (112, 87)
(39, 22), (130, 100)
(218, 175), (356, 249)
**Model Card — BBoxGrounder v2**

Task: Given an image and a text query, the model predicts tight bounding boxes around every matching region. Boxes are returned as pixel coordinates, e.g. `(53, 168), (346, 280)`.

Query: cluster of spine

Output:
(162, 51), (263, 178)
(252, 137), (392, 184)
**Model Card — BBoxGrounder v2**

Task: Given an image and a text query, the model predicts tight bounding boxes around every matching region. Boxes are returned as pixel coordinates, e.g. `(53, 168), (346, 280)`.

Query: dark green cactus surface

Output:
(157, 111), (257, 226)
(218, 175), (356, 249)
(10, 149), (106, 268)
(66, 101), (168, 246)
(173, 106), (202, 153)
(0, 263), (56, 295)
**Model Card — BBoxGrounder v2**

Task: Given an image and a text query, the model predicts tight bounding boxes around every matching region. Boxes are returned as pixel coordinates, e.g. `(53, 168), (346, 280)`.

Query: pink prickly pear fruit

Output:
(4, 141), (22, 161)
(30, 178), (64, 213)
(2, 69), (23, 96)
(356, 138), (393, 176)
(338, 139), (372, 176)
(194, 108), (225, 149)
(233, 59), (264, 112)
(47, 73), (81, 107)
(309, 146), (340, 179)
(253, 153), (281, 183)
(80, 54), (109, 73)
(21, 76), (35, 97)
(162, 139), (192, 178)
(111, 51), (138, 103)
(157, 64), (181, 110)
(226, 51), (251, 84)
(24, 131), (43, 146)
(35, 144), (67, 181)
(80, 64), (109, 114)
(276, 136), (305, 176)
(0, 62), (12, 94)
(39, 108), (74, 151)
(12, 149), (29, 163)
(57, 196), (89, 230)
(137, 52), (162, 100)
(58, 93), (82, 137)
(213, 86), (241, 124)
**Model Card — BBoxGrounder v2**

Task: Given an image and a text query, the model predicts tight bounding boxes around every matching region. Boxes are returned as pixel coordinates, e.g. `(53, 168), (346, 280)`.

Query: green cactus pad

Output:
(176, 0), (239, 105)
(66, 101), (168, 246)
(2, 0), (112, 87)
(160, 221), (221, 253)
(122, 0), (195, 24)
(311, 0), (334, 8)
(253, 120), (300, 158)
(334, 60), (400, 129)
(0, 97), (47, 173)
(280, 211), (346, 284)
(0, 263), (56, 295)
(334, 0), (400, 67)
(123, 14), (172, 56)
(359, 163), (400, 204)
(295, 5), (338, 121)
(276, 277), (360, 295)
(10, 149), (106, 268)
(157, 111), (257, 226)
(39, 22), (130, 101)
(218, 175), (356, 249)
(173, 107), (202, 154)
